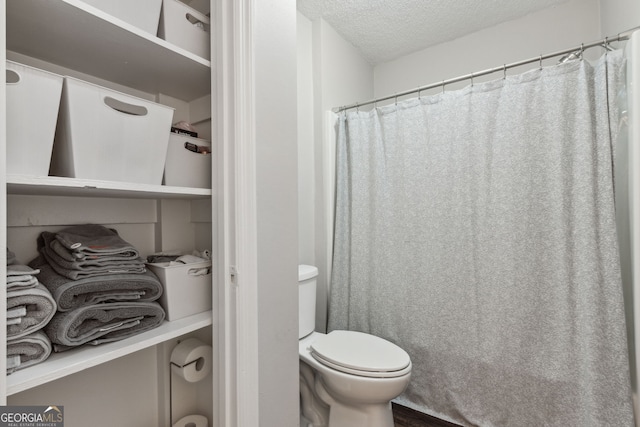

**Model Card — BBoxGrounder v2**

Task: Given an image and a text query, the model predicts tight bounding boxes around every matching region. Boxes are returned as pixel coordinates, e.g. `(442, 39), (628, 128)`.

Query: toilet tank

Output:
(298, 265), (318, 339)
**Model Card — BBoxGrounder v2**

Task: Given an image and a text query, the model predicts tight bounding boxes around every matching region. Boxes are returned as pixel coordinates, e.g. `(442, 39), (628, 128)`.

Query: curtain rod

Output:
(333, 26), (640, 113)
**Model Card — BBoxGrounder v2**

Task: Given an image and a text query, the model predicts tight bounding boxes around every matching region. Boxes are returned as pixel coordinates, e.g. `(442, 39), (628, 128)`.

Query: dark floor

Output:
(393, 404), (462, 427)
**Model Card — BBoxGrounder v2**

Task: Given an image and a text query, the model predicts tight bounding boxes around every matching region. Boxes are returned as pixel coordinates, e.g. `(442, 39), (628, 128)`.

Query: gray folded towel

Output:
(7, 284), (57, 339)
(30, 255), (163, 311)
(50, 238), (141, 263)
(7, 331), (52, 374)
(38, 232), (146, 280)
(8, 306), (27, 323)
(45, 301), (165, 352)
(7, 264), (40, 289)
(54, 224), (140, 258)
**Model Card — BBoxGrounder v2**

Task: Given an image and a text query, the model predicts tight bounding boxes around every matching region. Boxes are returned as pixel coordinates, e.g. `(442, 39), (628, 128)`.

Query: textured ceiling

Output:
(297, 0), (571, 64)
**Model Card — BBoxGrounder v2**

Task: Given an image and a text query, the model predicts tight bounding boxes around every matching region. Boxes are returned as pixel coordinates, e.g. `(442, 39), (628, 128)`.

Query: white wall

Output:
(254, 0), (300, 426)
(600, 0), (640, 37)
(374, 0), (601, 101)
(297, 15), (374, 333)
(298, 14), (315, 264)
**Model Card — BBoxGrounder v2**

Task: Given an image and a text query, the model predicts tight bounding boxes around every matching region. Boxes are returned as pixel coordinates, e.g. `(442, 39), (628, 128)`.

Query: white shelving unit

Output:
(7, 175), (212, 199)
(6, 311), (212, 396)
(2, 0), (216, 422)
(6, 0), (211, 100)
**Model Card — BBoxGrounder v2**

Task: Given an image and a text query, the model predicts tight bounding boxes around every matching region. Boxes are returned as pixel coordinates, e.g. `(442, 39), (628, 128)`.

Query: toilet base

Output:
(325, 401), (394, 427)
(315, 376), (395, 427)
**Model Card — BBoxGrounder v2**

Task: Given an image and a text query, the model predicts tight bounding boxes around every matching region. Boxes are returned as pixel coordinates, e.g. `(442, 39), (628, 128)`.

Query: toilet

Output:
(298, 265), (412, 427)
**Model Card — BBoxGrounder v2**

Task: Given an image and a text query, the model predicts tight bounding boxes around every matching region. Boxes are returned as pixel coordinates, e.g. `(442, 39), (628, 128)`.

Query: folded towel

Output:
(30, 255), (163, 311)
(49, 238), (142, 264)
(8, 306), (28, 322)
(38, 232), (146, 280)
(45, 301), (165, 352)
(7, 355), (21, 371)
(7, 264), (40, 289)
(54, 224), (140, 258)
(7, 264), (40, 277)
(7, 331), (52, 374)
(7, 284), (57, 339)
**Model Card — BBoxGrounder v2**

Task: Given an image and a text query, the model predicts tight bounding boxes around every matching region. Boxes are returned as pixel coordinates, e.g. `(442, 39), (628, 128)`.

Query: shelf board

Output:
(7, 0), (211, 100)
(7, 311), (213, 395)
(7, 175), (212, 199)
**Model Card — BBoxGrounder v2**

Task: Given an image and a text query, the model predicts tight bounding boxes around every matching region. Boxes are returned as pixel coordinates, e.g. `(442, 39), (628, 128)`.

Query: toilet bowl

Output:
(298, 265), (412, 427)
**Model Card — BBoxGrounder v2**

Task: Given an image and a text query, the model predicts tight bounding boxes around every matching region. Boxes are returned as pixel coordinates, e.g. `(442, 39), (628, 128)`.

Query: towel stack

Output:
(38, 225), (146, 279)
(29, 225), (166, 352)
(6, 249), (55, 374)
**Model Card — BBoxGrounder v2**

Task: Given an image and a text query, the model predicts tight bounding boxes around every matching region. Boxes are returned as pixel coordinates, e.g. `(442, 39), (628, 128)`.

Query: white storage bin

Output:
(81, 0), (163, 35)
(164, 133), (211, 188)
(147, 261), (212, 321)
(6, 61), (63, 176)
(158, 0), (210, 59)
(50, 77), (174, 185)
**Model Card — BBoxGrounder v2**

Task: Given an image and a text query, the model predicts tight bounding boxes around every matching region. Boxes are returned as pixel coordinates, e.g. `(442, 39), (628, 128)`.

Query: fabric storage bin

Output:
(164, 133), (211, 188)
(50, 76), (174, 185)
(147, 261), (212, 321)
(81, 0), (163, 35)
(6, 61), (63, 176)
(158, 0), (210, 59)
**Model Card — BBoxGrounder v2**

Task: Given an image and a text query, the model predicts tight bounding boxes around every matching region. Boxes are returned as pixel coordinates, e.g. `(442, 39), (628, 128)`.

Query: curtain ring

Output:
(470, 73), (474, 87)
(418, 87), (423, 100)
(394, 94), (398, 105)
(355, 102), (359, 112)
(503, 64), (507, 80)
(580, 43), (585, 59)
(442, 80), (445, 93)
(539, 54), (543, 70)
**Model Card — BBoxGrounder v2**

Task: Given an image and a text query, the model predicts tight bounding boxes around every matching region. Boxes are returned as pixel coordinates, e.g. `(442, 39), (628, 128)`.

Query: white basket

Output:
(164, 133), (211, 188)
(50, 77), (174, 185)
(147, 261), (212, 321)
(158, 0), (210, 59)
(81, 0), (163, 35)
(6, 61), (63, 176)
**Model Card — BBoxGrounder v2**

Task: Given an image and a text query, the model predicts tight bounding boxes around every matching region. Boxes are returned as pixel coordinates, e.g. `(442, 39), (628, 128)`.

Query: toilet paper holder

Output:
(170, 338), (212, 382)
(170, 356), (204, 371)
(169, 338), (212, 427)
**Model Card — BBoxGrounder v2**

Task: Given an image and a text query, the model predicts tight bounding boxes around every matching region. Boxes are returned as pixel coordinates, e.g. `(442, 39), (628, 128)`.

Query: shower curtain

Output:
(329, 49), (634, 427)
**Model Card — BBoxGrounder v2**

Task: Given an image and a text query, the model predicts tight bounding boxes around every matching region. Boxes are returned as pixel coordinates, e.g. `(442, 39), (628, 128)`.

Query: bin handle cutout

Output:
(6, 69), (20, 84)
(186, 13), (208, 31)
(103, 96), (148, 116)
(184, 142), (211, 155)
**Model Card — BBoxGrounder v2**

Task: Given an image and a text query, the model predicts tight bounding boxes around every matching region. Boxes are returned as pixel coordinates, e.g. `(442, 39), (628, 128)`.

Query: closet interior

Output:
(2, 1), (217, 426)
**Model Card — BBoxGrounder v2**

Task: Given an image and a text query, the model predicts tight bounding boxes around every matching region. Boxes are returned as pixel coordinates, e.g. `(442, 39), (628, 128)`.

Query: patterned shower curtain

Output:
(328, 50), (634, 427)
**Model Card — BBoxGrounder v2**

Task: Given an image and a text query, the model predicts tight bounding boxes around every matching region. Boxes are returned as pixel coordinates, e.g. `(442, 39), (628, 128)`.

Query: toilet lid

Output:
(310, 330), (411, 378)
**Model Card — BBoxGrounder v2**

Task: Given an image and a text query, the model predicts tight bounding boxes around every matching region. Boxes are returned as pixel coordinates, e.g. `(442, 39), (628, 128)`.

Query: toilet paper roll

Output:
(170, 338), (212, 383)
(172, 414), (209, 427)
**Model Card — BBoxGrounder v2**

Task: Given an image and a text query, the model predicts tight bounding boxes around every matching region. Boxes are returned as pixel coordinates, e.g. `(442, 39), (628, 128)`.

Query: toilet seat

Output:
(310, 330), (411, 378)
